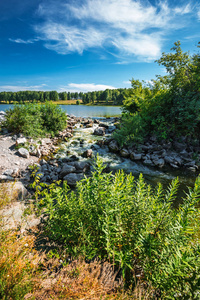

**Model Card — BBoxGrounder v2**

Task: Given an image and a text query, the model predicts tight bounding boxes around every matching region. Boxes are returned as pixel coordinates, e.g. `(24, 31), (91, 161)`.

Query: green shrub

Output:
(113, 112), (146, 147)
(39, 157), (200, 299)
(3, 102), (67, 138)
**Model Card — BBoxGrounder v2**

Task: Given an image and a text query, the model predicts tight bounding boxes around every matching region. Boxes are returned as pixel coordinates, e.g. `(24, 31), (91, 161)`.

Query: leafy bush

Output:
(3, 102), (67, 138)
(115, 42), (200, 144)
(39, 157), (200, 299)
(113, 112), (146, 147)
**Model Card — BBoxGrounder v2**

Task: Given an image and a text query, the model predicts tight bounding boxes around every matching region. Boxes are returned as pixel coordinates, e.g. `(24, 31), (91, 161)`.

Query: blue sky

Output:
(0, 0), (200, 93)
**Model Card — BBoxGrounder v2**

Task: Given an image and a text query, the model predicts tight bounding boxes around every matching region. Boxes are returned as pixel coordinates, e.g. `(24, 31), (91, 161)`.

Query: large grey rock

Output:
(60, 164), (76, 178)
(108, 140), (119, 152)
(74, 161), (90, 172)
(18, 147), (29, 158)
(63, 173), (84, 186)
(93, 127), (106, 136)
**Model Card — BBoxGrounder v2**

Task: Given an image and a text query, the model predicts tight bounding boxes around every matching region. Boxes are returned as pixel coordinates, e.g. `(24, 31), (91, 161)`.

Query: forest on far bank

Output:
(0, 87), (127, 105)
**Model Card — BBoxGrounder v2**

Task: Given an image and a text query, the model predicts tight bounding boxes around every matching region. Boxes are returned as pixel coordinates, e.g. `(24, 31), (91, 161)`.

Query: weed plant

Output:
(38, 157), (200, 299)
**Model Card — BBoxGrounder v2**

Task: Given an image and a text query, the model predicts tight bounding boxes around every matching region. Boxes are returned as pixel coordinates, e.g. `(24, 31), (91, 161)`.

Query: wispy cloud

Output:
(58, 83), (116, 93)
(197, 9), (200, 20)
(11, 0), (198, 61)
(9, 38), (39, 44)
(0, 84), (47, 92)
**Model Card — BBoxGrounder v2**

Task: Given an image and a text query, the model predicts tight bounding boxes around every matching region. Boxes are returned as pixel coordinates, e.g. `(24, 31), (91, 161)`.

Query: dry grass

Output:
(30, 257), (152, 300)
(0, 230), (44, 299)
(0, 182), (18, 210)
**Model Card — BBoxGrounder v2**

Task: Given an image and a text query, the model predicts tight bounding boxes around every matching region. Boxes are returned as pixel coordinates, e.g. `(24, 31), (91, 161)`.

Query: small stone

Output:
(16, 137), (27, 146)
(82, 149), (93, 158)
(3, 169), (14, 176)
(18, 148), (29, 159)
(120, 148), (130, 158)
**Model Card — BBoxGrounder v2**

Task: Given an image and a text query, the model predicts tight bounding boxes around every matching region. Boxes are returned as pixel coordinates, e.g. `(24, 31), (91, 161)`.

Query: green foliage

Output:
(39, 157), (200, 299)
(113, 113), (146, 147)
(116, 41), (200, 144)
(3, 102), (67, 138)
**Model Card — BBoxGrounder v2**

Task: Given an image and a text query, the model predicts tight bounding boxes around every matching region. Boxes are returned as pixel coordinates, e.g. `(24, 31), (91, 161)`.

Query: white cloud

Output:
(0, 84), (47, 92)
(174, 3), (192, 15)
(12, 0), (197, 61)
(58, 83), (116, 93)
(36, 23), (106, 54)
(123, 81), (131, 85)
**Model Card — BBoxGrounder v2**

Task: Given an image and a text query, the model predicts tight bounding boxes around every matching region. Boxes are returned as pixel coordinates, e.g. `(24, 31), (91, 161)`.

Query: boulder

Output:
(63, 173), (84, 186)
(108, 140), (119, 152)
(60, 164), (76, 178)
(18, 147), (29, 159)
(74, 161), (90, 172)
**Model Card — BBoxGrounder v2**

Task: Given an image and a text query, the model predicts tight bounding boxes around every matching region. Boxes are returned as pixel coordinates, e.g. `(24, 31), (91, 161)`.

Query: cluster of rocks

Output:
(74, 116), (118, 135)
(32, 158), (90, 186)
(105, 137), (200, 171)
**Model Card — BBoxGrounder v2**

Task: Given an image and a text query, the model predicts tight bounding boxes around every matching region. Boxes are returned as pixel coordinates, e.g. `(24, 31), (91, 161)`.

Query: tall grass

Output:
(39, 157), (200, 299)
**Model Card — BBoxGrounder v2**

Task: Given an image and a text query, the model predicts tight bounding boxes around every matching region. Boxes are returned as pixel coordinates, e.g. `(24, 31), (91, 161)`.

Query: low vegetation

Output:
(3, 102), (67, 138)
(113, 41), (200, 146)
(35, 157), (200, 299)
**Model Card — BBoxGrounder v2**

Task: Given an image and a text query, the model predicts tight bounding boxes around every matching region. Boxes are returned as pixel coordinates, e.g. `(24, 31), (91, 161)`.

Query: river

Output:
(0, 104), (121, 118)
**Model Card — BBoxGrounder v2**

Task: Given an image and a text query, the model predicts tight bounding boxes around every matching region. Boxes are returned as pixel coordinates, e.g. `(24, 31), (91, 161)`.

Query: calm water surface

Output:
(0, 104), (121, 118)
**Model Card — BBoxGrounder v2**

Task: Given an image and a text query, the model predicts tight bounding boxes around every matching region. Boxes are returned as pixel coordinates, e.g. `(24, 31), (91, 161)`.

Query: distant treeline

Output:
(0, 88), (130, 105)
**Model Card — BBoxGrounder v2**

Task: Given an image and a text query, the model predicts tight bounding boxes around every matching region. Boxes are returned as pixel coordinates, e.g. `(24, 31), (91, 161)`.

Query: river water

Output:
(0, 103), (198, 197)
(0, 104), (121, 118)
